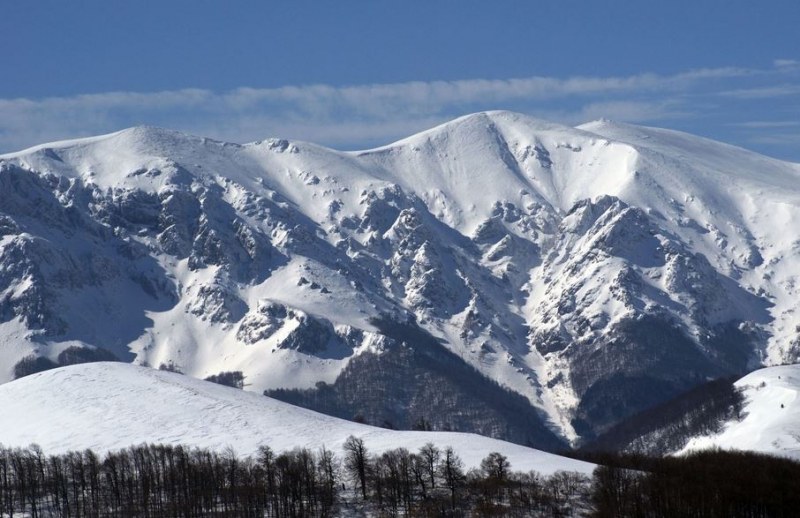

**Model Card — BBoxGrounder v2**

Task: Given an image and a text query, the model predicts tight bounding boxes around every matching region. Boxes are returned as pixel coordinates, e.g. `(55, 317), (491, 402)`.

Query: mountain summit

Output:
(2, 112), (798, 446)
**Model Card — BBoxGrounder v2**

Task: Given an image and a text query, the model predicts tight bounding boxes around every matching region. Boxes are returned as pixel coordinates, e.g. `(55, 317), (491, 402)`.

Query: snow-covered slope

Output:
(682, 365), (800, 459)
(0, 362), (594, 475)
(1, 111), (799, 445)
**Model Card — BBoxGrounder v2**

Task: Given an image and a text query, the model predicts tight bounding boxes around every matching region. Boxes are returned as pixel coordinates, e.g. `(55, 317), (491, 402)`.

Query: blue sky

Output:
(2, 0), (799, 160)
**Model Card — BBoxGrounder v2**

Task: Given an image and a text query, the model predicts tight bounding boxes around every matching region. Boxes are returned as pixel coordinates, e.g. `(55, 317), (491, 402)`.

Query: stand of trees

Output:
(14, 347), (120, 380)
(0, 443), (337, 518)
(586, 449), (800, 518)
(583, 376), (746, 455)
(2, 440), (799, 517)
(341, 437), (591, 517)
(204, 370), (245, 389)
(0, 440), (591, 517)
(266, 320), (567, 451)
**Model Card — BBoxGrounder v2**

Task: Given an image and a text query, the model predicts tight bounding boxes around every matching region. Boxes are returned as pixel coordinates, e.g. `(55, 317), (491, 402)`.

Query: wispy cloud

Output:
(0, 62), (796, 154)
(774, 59), (800, 68)
(719, 84), (800, 99)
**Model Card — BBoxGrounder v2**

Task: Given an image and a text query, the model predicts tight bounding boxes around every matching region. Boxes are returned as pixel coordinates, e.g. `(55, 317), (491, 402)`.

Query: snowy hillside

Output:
(1, 111), (799, 445)
(682, 365), (800, 459)
(0, 362), (594, 475)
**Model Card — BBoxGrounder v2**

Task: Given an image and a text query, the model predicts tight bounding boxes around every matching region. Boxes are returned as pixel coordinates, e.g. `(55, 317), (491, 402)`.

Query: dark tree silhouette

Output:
(342, 435), (368, 500)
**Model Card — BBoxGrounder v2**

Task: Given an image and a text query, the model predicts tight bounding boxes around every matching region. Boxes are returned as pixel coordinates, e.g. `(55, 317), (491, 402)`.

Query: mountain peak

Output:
(115, 124), (197, 141)
(109, 125), (237, 153)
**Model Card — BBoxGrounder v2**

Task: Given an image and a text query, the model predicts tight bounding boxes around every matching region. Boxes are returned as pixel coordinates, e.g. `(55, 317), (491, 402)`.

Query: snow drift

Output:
(682, 365), (800, 459)
(0, 362), (594, 474)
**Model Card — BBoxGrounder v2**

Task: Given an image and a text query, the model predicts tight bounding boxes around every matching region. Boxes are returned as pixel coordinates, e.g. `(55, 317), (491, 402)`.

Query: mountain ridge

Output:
(1, 111), (798, 446)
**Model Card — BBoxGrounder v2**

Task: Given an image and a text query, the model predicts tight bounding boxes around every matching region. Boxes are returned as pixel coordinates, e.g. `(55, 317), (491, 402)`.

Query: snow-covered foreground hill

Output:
(0, 362), (594, 475)
(682, 365), (800, 459)
(1, 111), (799, 445)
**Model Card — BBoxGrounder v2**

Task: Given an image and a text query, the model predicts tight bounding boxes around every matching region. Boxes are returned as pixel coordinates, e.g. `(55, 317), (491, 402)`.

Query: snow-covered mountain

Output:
(1, 111), (799, 445)
(681, 365), (800, 459)
(0, 362), (594, 474)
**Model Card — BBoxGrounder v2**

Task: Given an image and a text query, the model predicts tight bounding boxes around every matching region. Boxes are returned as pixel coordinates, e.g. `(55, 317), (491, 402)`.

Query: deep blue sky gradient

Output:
(3, 0), (799, 159)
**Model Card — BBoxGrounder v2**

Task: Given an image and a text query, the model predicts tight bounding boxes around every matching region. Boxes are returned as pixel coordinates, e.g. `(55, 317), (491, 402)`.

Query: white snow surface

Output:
(0, 362), (594, 475)
(682, 365), (800, 459)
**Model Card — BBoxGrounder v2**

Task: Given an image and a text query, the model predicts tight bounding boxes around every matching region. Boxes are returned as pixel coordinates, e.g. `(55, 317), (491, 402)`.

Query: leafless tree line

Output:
(341, 436), (590, 517)
(0, 439), (592, 517)
(0, 443), (336, 517)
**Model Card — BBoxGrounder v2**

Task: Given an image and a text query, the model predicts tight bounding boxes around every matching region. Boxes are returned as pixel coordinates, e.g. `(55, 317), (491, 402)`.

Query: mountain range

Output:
(2, 111), (798, 448)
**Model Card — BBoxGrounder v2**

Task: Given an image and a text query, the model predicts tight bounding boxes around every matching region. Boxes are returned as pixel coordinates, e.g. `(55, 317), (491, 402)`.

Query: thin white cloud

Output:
(0, 63), (793, 153)
(216, 66), (754, 114)
(719, 84), (800, 99)
(774, 59), (800, 68)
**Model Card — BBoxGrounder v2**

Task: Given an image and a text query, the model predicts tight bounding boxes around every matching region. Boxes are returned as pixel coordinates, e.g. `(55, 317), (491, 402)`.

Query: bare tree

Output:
(480, 452), (511, 483)
(418, 442), (440, 490)
(342, 435), (369, 500)
(439, 446), (465, 512)
(317, 446), (338, 516)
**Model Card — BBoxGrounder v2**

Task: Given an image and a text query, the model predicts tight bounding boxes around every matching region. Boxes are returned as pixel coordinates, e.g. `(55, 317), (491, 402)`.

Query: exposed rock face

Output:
(237, 301), (289, 344)
(1, 112), (794, 446)
(525, 196), (767, 436)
